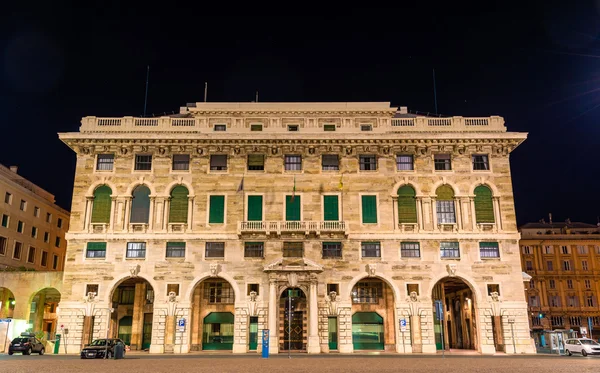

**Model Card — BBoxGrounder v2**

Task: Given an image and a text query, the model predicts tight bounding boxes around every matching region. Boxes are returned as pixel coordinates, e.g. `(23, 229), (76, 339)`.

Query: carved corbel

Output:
(210, 263), (220, 277)
(129, 264), (141, 277)
(446, 263), (457, 277)
(366, 264), (377, 277)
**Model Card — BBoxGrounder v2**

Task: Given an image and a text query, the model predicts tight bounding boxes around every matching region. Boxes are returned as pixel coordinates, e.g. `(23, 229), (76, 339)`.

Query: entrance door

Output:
(142, 313), (153, 350)
(249, 317), (258, 351)
(352, 312), (384, 350)
(202, 312), (234, 350)
(328, 317), (338, 350)
(280, 288), (307, 351)
(118, 316), (132, 346)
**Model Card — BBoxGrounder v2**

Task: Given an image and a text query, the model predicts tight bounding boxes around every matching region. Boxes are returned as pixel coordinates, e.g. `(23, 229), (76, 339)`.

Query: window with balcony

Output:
(126, 242), (146, 258)
(209, 195), (225, 224)
(472, 154), (489, 170)
(205, 242), (225, 258)
(400, 242), (420, 258)
(166, 242), (186, 258)
(244, 242), (264, 258)
(134, 154), (152, 171)
(284, 155), (302, 171)
(323, 195), (339, 221)
(361, 195), (377, 223)
(96, 154), (114, 171)
(247, 154), (265, 171)
(247, 196), (263, 221)
(210, 155), (228, 171)
(322, 242), (342, 259)
(285, 195), (301, 222)
(440, 242), (460, 258)
(86, 242), (107, 258)
(172, 154), (190, 171)
(361, 242), (381, 258)
(359, 155), (377, 171)
(322, 155), (339, 171)
(283, 242), (303, 257)
(479, 242), (499, 258)
(434, 154), (451, 170)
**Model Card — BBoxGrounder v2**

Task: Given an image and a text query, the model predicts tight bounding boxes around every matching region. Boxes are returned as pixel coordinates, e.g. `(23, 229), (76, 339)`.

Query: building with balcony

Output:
(520, 219), (600, 345)
(55, 101), (534, 354)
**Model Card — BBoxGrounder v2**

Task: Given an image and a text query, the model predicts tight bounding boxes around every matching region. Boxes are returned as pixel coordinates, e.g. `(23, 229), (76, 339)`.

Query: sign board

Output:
(178, 318), (186, 332)
(0, 319), (12, 323)
(261, 329), (270, 358)
(581, 326), (588, 335)
(400, 319), (407, 332)
(434, 300), (444, 321)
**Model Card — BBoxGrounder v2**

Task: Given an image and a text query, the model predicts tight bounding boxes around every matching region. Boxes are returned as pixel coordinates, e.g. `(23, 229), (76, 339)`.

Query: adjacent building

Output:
(520, 219), (600, 344)
(56, 101), (534, 354)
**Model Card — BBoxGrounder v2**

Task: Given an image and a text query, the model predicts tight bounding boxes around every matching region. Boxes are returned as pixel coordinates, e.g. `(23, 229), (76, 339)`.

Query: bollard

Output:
(54, 334), (61, 354)
(114, 342), (125, 359)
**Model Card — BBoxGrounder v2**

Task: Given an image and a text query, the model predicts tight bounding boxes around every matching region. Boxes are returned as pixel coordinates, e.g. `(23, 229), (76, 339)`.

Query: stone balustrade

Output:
(237, 221), (347, 236)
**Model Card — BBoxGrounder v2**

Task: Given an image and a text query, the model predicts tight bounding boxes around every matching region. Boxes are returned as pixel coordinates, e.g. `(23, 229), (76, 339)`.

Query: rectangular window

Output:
(31, 226), (38, 238)
(322, 155), (339, 171)
(529, 280), (535, 289)
(323, 195), (339, 221)
(208, 195), (225, 224)
(283, 242), (303, 257)
(472, 154), (489, 170)
(34, 206), (40, 217)
(167, 284), (180, 296)
(434, 154), (452, 170)
(436, 200), (456, 224)
(530, 295), (540, 306)
(284, 155), (302, 171)
(17, 221), (24, 233)
(86, 284), (99, 297)
(396, 155), (414, 171)
(323, 124), (336, 132)
(247, 154), (265, 171)
(525, 260), (533, 270)
(522, 246), (531, 254)
(46, 213), (52, 223)
(205, 242), (225, 258)
(250, 124), (263, 131)
(172, 154), (190, 171)
(165, 242), (186, 258)
(244, 242), (264, 258)
(544, 245), (553, 254)
(120, 287), (135, 304)
(561, 245), (569, 254)
(210, 154), (228, 171)
(546, 260), (554, 271)
(247, 195), (263, 221)
(551, 316), (563, 326)
(44, 232), (49, 243)
(52, 254), (58, 270)
(327, 284), (339, 294)
(567, 295), (579, 307)
(4, 192), (12, 204)
(1, 214), (9, 228)
(582, 260), (589, 271)
(352, 281), (382, 304)
(0, 236), (6, 256)
(287, 125), (299, 132)
(27, 246), (36, 263)
(361, 195), (377, 223)
(322, 242), (342, 259)
(440, 242), (460, 258)
(205, 281), (235, 304)
(13, 242), (22, 260)
(407, 284), (420, 296)
(20, 200), (26, 211)
(96, 154), (114, 171)
(214, 124), (227, 131)
(587, 295), (596, 307)
(57, 218), (63, 229)
(567, 279), (573, 289)
(126, 242), (146, 258)
(361, 242), (381, 258)
(401, 242), (421, 258)
(55, 237), (61, 248)
(247, 283), (259, 296)
(479, 242), (500, 258)
(41, 251), (48, 267)
(359, 155), (377, 171)
(86, 242), (107, 258)
(134, 154), (152, 171)
(549, 295), (561, 307)
(487, 284), (500, 296)
(563, 260), (572, 271)
(285, 195), (301, 221)
(549, 279), (556, 289)
(360, 124), (372, 132)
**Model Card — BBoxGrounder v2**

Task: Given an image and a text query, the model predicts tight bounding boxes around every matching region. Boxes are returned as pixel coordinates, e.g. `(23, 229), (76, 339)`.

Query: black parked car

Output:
(80, 338), (125, 359)
(8, 334), (45, 355)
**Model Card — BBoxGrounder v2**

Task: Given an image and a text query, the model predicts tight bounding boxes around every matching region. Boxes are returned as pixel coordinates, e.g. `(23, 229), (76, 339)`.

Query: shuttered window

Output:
(130, 185), (151, 223)
(91, 185), (112, 223)
(169, 186), (189, 223)
(323, 195), (339, 221)
(248, 154), (265, 170)
(247, 196), (263, 221)
(209, 195), (225, 224)
(286, 195), (301, 221)
(436, 185), (456, 224)
(474, 185), (495, 223)
(397, 185), (417, 223)
(86, 242), (107, 258)
(361, 195), (377, 223)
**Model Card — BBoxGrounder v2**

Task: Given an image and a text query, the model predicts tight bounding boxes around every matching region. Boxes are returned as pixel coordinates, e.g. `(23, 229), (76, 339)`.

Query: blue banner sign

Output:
(262, 329), (270, 358)
(434, 300), (444, 321)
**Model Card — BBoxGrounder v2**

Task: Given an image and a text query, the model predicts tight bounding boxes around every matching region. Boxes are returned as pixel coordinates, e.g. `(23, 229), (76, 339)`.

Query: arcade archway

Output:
(29, 287), (61, 339)
(350, 278), (395, 351)
(110, 278), (154, 350)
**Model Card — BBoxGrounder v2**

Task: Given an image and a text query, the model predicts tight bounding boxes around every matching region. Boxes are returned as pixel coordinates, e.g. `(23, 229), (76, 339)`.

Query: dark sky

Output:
(2, 3), (600, 226)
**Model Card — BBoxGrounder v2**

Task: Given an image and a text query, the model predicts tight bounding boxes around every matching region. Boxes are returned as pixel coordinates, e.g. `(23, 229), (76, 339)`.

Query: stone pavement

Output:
(0, 354), (599, 373)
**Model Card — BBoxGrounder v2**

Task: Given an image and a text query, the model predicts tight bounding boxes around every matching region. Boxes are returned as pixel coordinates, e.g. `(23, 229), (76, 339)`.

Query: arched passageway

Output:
(29, 287), (61, 340)
(190, 278), (235, 351)
(350, 278), (395, 351)
(109, 278), (154, 350)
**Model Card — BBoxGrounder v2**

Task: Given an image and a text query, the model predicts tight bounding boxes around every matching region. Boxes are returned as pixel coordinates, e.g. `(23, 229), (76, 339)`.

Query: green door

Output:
(328, 317), (338, 350)
(247, 196), (263, 221)
(117, 316), (132, 346)
(352, 312), (384, 350)
(249, 317), (258, 351)
(142, 313), (153, 350)
(203, 312), (234, 350)
(323, 195), (339, 221)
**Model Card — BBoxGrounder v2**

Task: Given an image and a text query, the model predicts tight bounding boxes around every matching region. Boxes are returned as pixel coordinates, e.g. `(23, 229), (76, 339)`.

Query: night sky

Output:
(2, 3), (600, 226)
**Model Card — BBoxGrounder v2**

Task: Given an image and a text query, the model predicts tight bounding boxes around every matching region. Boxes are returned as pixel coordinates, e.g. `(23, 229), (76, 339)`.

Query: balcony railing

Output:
(238, 221), (346, 236)
(390, 116), (505, 132)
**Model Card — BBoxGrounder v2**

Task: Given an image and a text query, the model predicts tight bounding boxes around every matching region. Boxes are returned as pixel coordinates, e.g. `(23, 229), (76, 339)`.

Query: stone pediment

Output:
(263, 257), (323, 273)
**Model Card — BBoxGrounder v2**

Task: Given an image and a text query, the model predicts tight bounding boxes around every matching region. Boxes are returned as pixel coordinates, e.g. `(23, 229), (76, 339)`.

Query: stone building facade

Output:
(520, 220), (600, 344)
(56, 102), (534, 354)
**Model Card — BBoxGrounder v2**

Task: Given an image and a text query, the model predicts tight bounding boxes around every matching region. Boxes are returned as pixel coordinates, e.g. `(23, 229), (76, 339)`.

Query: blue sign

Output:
(178, 318), (186, 327)
(0, 319), (11, 323)
(400, 319), (407, 331)
(434, 300), (444, 321)
(262, 329), (270, 358)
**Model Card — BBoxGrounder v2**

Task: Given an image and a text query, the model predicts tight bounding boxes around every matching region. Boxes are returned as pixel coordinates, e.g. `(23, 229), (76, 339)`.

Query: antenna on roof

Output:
(432, 68), (438, 115)
(256, 91), (259, 102)
(204, 82), (208, 102)
(143, 66), (150, 117)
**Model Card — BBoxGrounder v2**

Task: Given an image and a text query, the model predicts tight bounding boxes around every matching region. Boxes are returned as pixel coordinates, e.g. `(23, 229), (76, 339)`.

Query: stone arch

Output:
(85, 180), (119, 198)
(426, 272), (483, 305)
(390, 180), (423, 197)
(429, 179), (462, 197)
(0, 287), (16, 319)
(184, 272), (241, 304)
(344, 272), (402, 304)
(278, 284), (308, 298)
(125, 180), (157, 196)
(468, 181), (500, 197)
(164, 179), (195, 197)
(105, 273), (160, 303)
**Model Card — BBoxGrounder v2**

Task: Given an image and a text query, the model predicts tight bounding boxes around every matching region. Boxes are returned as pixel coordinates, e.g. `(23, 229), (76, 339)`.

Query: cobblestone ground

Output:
(1, 355), (599, 373)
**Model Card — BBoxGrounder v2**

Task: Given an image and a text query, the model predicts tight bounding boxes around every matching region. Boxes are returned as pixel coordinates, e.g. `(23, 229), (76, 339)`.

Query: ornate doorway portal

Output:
(279, 288), (307, 351)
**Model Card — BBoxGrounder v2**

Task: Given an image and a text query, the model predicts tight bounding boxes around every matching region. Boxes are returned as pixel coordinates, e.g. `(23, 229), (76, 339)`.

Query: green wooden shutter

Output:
(323, 195), (339, 221)
(397, 185), (417, 223)
(474, 185), (495, 223)
(209, 195), (225, 223)
(247, 196), (263, 221)
(169, 186), (189, 223)
(285, 195), (301, 221)
(86, 242), (107, 251)
(361, 195), (377, 223)
(91, 185), (112, 223)
(436, 185), (455, 200)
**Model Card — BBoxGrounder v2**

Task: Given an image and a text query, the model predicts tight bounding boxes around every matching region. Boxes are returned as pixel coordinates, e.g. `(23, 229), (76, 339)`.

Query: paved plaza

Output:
(0, 354), (598, 373)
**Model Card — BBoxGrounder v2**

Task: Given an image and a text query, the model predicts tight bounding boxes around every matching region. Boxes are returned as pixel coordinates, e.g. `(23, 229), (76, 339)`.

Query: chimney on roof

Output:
(9, 166), (18, 174)
(549, 213), (553, 224)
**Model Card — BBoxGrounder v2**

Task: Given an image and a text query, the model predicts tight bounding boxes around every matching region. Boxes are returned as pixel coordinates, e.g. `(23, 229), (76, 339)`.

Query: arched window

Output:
(169, 185), (189, 223)
(130, 185), (151, 223)
(436, 185), (456, 224)
(91, 185), (112, 224)
(397, 185), (417, 224)
(474, 185), (495, 223)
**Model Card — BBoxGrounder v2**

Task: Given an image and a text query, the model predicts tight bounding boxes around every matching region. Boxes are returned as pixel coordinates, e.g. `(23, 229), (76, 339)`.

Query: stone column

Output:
(493, 197), (502, 231)
(123, 197), (131, 232)
(164, 199), (170, 232)
(164, 315), (175, 353)
(416, 197), (423, 231)
(268, 275), (279, 354)
(470, 197), (477, 231)
(455, 199), (462, 231)
(34, 293), (46, 333)
(130, 282), (146, 350)
(82, 316), (93, 347)
(391, 196), (398, 231)
(148, 196), (156, 232)
(307, 275), (319, 353)
(109, 197), (117, 232)
(84, 197), (93, 232)
(431, 198), (438, 229)
(186, 197), (194, 232)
